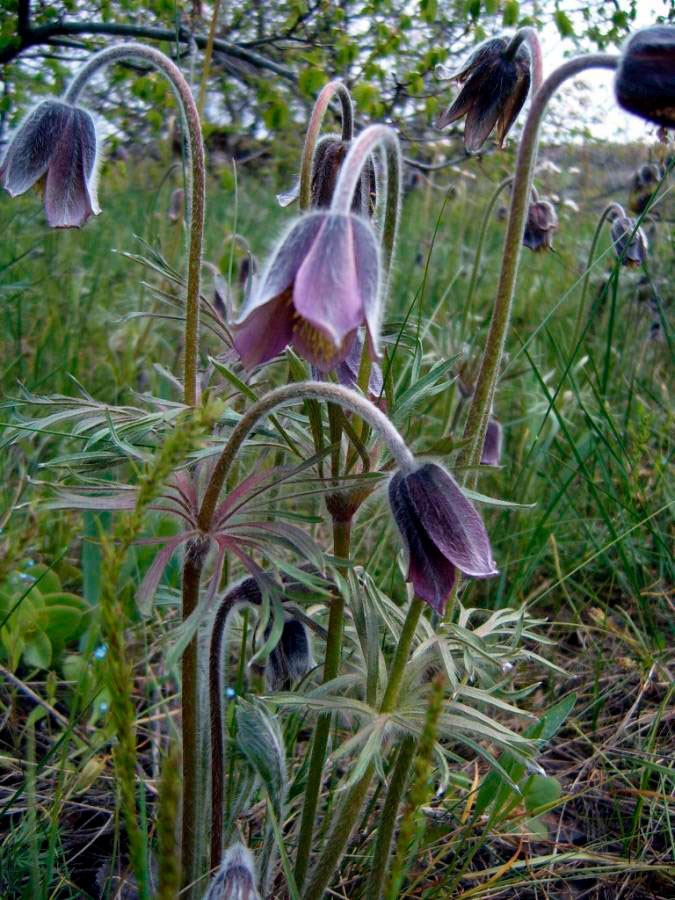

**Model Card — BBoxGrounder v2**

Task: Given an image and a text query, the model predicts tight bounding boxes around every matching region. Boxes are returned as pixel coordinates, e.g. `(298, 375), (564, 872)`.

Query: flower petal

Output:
(401, 462), (498, 579)
(233, 289), (294, 367)
(389, 470), (458, 614)
(0, 101), (73, 197)
(44, 106), (99, 228)
(293, 213), (371, 349)
(234, 214), (324, 326)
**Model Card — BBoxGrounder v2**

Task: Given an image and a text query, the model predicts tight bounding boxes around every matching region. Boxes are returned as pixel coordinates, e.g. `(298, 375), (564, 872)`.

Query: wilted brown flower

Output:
(523, 199), (558, 252)
(437, 37), (532, 152)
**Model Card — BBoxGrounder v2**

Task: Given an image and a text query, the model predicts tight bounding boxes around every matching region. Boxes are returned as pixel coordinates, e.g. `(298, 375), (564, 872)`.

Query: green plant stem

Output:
(299, 80), (353, 210)
(294, 518), (352, 889)
(64, 43), (206, 407)
(365, 734), (416, 900)
(197, 0), (222, 117)
(198, 381), (414, 532)
(461, 175), (514, 339)
(458, 53), (619, 473)
(572, 202), (625, 349)
(301, 596), (424, 900)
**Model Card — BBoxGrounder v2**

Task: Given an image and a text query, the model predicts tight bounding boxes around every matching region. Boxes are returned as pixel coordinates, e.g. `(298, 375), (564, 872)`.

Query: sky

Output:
(528, 1), (668, 143)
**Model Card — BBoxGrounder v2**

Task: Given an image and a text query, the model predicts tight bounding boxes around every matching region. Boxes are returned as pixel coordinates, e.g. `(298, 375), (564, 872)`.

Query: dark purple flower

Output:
(437, 37), (531, 152)
(615, 26), (675, 128)
(266, 614), (315, 690)
(233, 211), (381, 372)
(0, 100), (99, 228)
(523, 199), (558, 252)
(388, 462), (498, 614)
(610, 215), (648, 267)
(480, 417), (503, 467)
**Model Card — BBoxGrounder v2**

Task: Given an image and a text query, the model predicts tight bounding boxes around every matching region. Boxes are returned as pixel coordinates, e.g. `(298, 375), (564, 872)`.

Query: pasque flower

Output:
(233, 210), (381, 371)
(388, 462), (497, 614)
(0, 100), (99, 228)
(523, 199), (558, 252)
(437, 37), (532, 152)
(615, 26), (675, 128)
(610, 213), (648, 267)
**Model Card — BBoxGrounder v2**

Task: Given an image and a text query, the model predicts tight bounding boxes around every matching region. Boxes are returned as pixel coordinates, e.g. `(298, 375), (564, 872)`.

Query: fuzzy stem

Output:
(462, 175), (514, 338)
(458, 54), (619, 473)
(198, 381), (414, 531)
(180, 551), (204, 893)
(301, 596), (424, 900)
(197, 0), (222, 116)
(294, 518), (351, 889)
(332, 124), (402, 282)
(365, 734), (416, 900)
(64, 43), (206, 408)
(504, 26), (543, 93)
(572, 202), (626, 348)
(299, 80), (354, 210)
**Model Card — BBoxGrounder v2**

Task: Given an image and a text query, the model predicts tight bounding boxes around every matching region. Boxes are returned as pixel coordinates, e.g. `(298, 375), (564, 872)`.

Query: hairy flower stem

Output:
(299, 80), (354, 210)
(333, 124), (402, 283)
(64, 43), (206, 407)
(458, 53), (619, 475)
(302, 596), (424, 900)
(198, 382), (414, 532)
(365, 734), (416, 900)
(505, 27), (544, 93)
(294, 517), (351, 889)
(461, 175), (514, 339)
(572, 202), (626, 349)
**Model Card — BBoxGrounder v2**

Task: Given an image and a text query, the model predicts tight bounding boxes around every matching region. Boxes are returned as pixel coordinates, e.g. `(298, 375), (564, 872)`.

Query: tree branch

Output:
(0, 15), (296, 83)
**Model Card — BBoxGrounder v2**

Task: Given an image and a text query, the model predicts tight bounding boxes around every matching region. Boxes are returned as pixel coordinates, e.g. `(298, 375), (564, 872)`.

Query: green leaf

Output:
(523, 774), (562, 813)
(298, 68), (326, 98)
(502, 0), (520, 26)
(236, 699), (288, 819)
(45, 604), (85, 645)
(554, 10), (575, 38)
(23, 632), (52, 669)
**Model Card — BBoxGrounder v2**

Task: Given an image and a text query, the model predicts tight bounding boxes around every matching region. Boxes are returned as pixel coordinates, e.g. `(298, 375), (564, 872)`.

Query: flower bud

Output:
(615, 26), (675, 128)
(610, 215), (648, 267)
(0, 100), (100, 228)
(202, 842), (260, 899)
(522, 199), (558, 252)
(266, 614), (315, 690)
(480, 417), (503, 467)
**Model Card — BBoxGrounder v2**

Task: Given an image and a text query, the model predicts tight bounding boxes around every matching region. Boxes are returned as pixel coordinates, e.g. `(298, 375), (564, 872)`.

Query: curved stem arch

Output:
(459, 53), (620, 473)
(65, 42), (206, 408)
(299, 80), (354, 210)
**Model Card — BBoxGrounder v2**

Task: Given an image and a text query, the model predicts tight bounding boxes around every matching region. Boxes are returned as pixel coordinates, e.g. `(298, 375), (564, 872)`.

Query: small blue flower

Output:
(98, 701), (109, 713)
(224, 686), (236, 699)
(94, 644), (108, 660)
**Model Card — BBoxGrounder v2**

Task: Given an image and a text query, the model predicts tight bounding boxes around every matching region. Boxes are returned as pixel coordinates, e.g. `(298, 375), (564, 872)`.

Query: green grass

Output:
(0, 145), (672, 899)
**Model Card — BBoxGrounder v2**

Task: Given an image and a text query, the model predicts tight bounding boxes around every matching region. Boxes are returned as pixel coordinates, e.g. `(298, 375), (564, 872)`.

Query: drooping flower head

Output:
(615, 26), (675, 128)
(234, 124), (399, 373)
(437, 36), (532, 152)
(480, 417), (503, 467)
(629, 163), (661, 215)
(609, 213), (648, 268)
(232, 209), (381, 371)
(0, 100), (100, 228)
(523, 199), (558, 252)
(388, 462), (498, 614)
